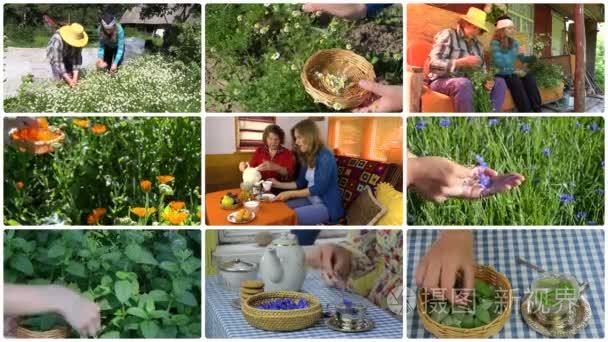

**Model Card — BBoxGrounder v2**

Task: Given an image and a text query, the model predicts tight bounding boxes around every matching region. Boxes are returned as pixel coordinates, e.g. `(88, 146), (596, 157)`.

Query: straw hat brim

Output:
(58, 28), (89, 48)
(461, 16), (489, 32)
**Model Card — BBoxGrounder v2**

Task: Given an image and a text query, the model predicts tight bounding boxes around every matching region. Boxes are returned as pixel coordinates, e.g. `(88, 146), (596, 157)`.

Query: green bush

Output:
(4, 117), (201, 226)
(206, 4), (403, 112)
(4, 54), (201, 113)
(529, 60), (565, 89)
(4, 229), (201, 338)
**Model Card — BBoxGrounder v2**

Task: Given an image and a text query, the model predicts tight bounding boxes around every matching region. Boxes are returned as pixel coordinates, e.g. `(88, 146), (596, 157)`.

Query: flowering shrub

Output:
(4, 229), (201, 338)
(407, 117), (604, 225)
(206, 4), (403, 112)
(4, 117), (201, 226)
(4, 55), (201, 113)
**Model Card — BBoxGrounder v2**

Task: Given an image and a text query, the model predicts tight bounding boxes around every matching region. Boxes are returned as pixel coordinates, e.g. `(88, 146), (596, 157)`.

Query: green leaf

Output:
(47, 244), (65, 258)
(99, 331), (120, 338)
(6, 219), (20, 226)
(98, 299), (113, 311)
(149, 289), (169, 302)
(461, 314), (475, 328)
(145, 298), (156, 313)
(115, 280), (132, 304)
(126, 244), (158, 265)
(476, 308), (491, 324)
(180, 258), (201, 274)
(475, 279), (495, 299)
(149, 310), (170, 319)
(172, 277), (192, 295)
(87, 260), (100, 271)
(101, 251), (122, 262)
(172, 314), (190, 326)
(126, 307), (148, 319)
(176, 290), (198, 307)
(10, 254), (34, 275)
(160, 261), (179, 272)
(140, 320), (160, 338)
(65, 261), (86, 278)
(101, 275), (113, 286)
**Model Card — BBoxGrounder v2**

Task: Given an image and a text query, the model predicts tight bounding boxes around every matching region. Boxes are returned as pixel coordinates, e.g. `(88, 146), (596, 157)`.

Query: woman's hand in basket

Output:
(306, 244), (352, 283)
(415, 230), (475, 305)
(353, 80), (403, 113)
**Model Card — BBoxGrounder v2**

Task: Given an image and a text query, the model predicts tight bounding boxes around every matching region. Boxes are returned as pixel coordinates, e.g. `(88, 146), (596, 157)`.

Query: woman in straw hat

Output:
(96, 13), (125, 73)
(426, 7), (507, 112)
(491, 15), (542, 112)
(46, 23), (88, 87)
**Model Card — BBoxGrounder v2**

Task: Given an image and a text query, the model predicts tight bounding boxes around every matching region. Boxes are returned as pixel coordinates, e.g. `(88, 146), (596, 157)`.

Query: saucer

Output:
(520, 293), (591, 337)
(326, 317), (374, 333)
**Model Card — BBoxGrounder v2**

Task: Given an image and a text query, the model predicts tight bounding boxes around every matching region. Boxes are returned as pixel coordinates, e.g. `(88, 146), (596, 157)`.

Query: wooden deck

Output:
(541, 96), (604, 113)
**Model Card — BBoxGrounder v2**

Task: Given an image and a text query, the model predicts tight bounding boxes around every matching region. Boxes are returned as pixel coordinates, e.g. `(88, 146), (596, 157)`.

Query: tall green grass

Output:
(407, 117), (604, 225)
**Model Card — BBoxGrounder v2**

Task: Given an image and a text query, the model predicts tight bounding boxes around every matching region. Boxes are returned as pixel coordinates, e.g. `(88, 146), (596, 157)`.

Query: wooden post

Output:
(407, 66), (423, 112)
(574, 4), (586, 112)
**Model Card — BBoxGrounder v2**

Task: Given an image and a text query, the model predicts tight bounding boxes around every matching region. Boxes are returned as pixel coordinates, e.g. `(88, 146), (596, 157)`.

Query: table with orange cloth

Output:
(205, 188), (297, 225)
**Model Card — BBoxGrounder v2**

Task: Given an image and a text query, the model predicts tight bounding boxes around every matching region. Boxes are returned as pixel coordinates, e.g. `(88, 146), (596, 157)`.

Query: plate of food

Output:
(228, 209), (255, 224)
(259, 193), (276, 202)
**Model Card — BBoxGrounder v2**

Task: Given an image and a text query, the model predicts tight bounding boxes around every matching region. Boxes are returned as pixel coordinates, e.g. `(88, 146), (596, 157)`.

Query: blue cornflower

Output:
(439, 118), (451, 127)
(559, 194), (575, 204)
(415, 120), (427, 130)
(601, 160), (605, 168)
(520, 123), (531, 133)
(488, 118), (500, 126)
(542, 148), (551, 157)
(343, 298), (353, 306)
(479, 173), (492, 188)
(576, 121), (582, 127)
(475, 155), (488, 168)
(596, 189), (605, 196)
(588, 123), (599, 131)
(588, 221), (598, 226)
(576, 211), (587, 220)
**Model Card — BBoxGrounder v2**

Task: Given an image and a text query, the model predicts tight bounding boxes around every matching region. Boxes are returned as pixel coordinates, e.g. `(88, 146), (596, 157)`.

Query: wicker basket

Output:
(10, 127), (65, 155)
(242, 291), (322, 332)
(301, 49), (376, 110)
(417, 265), (512, 338)
(16, 325), (69, 338)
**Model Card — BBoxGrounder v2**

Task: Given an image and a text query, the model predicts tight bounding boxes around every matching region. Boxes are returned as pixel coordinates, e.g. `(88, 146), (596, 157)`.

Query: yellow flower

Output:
(131, 207), (157, 218)
(162, 210), (189, 225)
(91, 124), (108, 135)
(73, 118), (89, 129)
(156, 175), (175, 184)
(140, 180), (152, 192)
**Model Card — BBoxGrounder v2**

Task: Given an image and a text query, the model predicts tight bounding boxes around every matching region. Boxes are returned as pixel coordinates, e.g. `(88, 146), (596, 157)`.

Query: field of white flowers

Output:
(4, 55), (201, 113)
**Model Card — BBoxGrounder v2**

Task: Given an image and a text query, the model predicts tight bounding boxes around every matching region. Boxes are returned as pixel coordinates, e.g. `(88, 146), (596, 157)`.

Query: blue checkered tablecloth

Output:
(406, 229), (605, 338)
(206, 270), (403, 338)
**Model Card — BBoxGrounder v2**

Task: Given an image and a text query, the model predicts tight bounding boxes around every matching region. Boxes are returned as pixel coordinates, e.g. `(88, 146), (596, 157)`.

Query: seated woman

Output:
(491, 15), (542, 112)
(306, 230), (402, 317)
(270, 119), (344, 225)
(238, 124), (295, 181)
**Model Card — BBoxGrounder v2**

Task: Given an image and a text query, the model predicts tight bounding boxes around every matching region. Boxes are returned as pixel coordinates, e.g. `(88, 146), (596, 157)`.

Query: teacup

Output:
(244, 200), (260, 213)
(331, 301), (367, 328)
(529, 272), (585, 316)
(262, 181), (272, 192)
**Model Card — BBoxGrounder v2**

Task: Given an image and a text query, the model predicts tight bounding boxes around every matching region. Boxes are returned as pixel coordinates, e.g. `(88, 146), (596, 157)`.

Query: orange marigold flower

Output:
(131, 207), (157, 218)
(16, 181), (25, 190)
(92, 208), (107, 217)
(87, 208), (106, 225)
(10, 128), (59, 142)
(36, 117), (49, 129)
(162, 210), (189, 225)
(169, 201), (185, 210)
(156, 175), (175, 184)
(91, 124), (108, 135)
(140, 180), (152, 192)
(73, 118), (90, 129)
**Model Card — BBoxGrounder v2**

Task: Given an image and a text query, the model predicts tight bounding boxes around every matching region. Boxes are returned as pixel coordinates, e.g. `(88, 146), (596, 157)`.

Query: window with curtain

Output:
(236, 117), (275, 152)
(328, 117), (403, 163)
(218, 230), (349, 244)
(508, 4), (534, 53)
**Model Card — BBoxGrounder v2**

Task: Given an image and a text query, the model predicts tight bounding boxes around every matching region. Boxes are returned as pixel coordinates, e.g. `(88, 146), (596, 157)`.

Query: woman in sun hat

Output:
(47, 23), (88, 87)
(96, 13), (125, 73)
(491, 15), (542, 112)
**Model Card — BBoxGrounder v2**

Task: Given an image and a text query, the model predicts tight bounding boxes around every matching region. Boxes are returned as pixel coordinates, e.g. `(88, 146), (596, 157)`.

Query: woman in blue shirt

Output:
(96, 13), (125, 73)
(270, 119), (344, 225)
(491, 15), (542, 112)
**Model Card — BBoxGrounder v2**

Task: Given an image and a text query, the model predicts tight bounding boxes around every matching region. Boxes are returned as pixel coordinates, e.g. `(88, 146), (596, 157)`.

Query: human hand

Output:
(302, 4), (367, 20)
(415, 230), (475, 305)
(354, 81), (403, 112)
(484, 79), (495, 91)
(110, 64), (118, 73)
(408, 156), (525, 203)
(517, 46), (526, 55)
(239, 161), (247, 172)
(456, 55), (482, 69)
(55, 287), (101, 337)
(306, 244), (352, 281)
(275, 190), (294, 201)
(96, 59), (108, 69)
(257, 161), (278, 172)
(4, 315), (18, 337)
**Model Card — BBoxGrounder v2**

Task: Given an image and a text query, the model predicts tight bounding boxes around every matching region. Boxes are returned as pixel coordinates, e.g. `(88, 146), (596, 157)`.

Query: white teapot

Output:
(242, 162), (262, 184)
(259, 233), (306, 292)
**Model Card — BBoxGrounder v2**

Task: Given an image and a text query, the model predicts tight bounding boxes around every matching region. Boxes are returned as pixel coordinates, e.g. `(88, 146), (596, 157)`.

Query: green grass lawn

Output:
(407, 117), (605, 225)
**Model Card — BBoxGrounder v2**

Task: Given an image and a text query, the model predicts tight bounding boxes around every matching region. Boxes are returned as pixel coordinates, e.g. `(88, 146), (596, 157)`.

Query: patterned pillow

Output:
(336, 156), (388, 209)
(375, 182), (403, 225)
